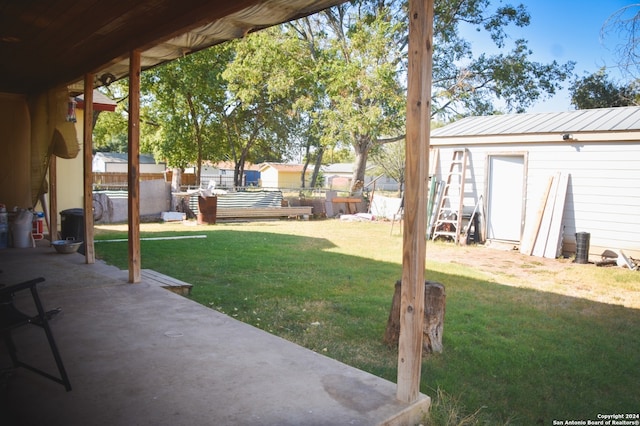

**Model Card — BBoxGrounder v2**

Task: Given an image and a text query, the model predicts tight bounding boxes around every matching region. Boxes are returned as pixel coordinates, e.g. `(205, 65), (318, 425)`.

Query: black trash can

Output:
(574, 232), (590, 264)
(61, 208), (85, 254)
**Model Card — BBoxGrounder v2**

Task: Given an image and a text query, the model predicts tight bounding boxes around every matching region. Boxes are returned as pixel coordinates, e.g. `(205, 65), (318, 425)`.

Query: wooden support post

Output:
(49, 156), (58, 241)
(83, 73), (95, 264)
(397, 0), (435, 403)
(128, 50), (141, 283)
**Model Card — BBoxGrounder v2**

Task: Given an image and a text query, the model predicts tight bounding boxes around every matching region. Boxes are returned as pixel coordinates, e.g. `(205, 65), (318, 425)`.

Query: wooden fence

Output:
(93, 172), (196, 188)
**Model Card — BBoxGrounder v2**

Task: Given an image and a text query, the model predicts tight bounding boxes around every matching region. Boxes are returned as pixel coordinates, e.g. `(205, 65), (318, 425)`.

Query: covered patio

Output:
(2, 0), (436, 421)
(0, 246), (428, 425)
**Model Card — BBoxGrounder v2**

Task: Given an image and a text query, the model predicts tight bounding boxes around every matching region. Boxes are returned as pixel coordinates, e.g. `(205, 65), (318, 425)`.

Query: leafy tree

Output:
(141, 46), (232, 185)
(218, 96), (292, 187)
(284, 0), (574, 191)
(93, 81), (129, 153)
(431, 0), (574, 118)
(370, 140), (406, 197)
(570, 69), (639, 109)
(101, 0), (575, 193)
(93, 107), (128, 153)
(222, 25), (327, 188)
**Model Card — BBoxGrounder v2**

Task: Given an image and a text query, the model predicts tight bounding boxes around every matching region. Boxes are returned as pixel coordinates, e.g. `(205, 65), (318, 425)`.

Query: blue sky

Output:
(462, 0), (633, 112)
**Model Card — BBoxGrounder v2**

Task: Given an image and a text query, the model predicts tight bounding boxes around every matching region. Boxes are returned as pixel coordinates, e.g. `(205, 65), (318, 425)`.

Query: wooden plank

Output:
(429, 147), (438, 176)
(141, 269), (192, 296)
(544, 172), (569, 259)
(128, 50), (141, 283)
(216, 207), (312, 219)
(331, 197), (362, 203)
(532, 172), (560, 257)
(397, 0), (434, 404)
(83, 74), (96, 264)
(520, 175), (553, 256)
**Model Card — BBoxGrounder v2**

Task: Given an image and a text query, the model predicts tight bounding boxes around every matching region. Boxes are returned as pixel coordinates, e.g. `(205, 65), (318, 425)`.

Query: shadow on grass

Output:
(95, 229), (640, 425)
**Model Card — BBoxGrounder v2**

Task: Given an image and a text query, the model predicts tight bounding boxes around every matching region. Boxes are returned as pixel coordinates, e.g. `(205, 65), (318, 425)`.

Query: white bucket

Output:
(12, 210), (34, 248)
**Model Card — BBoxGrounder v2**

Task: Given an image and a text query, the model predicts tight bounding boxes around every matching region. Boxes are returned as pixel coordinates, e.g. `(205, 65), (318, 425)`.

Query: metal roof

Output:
(431, 107), (640, 138)
(94, 152), (159, 164)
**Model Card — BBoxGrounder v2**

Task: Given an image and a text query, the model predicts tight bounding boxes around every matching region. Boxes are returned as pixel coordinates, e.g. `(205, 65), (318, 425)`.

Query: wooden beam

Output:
(397, 0), (435, 403)
(83, 73), (96, 264)
(128, 50), (141, 283)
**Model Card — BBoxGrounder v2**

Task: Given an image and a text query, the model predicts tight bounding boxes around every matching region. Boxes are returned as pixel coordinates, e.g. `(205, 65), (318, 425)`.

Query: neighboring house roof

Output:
(259, 163), (309, 173)
(323, 163), (354, 174)
(431, 106), (640, 140)
(75, 90), (118, 112)
(209, 161), (260, 171)
(94, 152), (161, 165)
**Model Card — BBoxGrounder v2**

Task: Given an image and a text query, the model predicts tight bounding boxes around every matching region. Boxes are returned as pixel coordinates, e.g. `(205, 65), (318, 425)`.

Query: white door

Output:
(487, 155), (525, 242)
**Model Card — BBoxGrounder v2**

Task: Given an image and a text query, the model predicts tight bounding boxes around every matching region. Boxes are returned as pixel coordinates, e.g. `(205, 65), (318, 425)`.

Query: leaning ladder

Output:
(431, 149), (468, 243)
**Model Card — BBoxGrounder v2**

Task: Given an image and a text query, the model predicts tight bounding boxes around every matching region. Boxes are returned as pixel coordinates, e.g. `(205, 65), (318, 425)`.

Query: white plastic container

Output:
(11, 209), (34, 248)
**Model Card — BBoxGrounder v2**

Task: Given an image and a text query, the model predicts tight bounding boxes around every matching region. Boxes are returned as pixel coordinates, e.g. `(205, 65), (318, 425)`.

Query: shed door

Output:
(487, 155), (525, 242)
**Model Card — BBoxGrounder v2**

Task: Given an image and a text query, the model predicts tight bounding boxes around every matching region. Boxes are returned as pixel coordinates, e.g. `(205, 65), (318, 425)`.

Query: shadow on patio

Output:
(0, 246), (429, 425)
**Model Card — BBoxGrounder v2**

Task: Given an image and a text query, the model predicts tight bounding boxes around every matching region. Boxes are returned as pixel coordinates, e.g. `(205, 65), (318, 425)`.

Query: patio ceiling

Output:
(0, 0), (345, 95)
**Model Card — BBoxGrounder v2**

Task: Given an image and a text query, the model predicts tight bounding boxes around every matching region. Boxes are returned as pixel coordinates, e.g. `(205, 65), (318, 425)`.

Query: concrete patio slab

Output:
(0, 246), (429, 425)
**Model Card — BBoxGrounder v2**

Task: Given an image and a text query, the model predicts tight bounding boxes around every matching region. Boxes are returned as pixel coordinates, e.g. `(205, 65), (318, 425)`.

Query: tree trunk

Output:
(171, 167), (182, 193)
(310, 147), (324, 188)
(384, 280), (446, 354)
(185, 93), (203, 188)
(351, 134), (372, 193)
(170, 167), (182, 211)
(301, 144), (311, 189)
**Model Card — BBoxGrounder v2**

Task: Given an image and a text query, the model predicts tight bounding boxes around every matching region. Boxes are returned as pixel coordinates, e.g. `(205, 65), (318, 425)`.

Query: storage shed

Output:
(430, 106), (640, 261)
(93, 152), (166, 173)
(259, 163), (310, 189)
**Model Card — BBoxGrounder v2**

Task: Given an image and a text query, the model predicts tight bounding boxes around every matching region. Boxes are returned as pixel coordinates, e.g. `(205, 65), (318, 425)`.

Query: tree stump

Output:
(384, 280), (446, 354)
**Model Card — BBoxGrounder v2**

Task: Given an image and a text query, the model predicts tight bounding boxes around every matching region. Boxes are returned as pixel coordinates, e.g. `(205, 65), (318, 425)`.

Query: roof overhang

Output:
(431, 131), (640, 146)
(0, 0), (345, 95)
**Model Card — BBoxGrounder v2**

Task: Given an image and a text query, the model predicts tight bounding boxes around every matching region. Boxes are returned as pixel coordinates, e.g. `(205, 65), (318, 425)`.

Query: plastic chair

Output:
(0, 277), (71, 391)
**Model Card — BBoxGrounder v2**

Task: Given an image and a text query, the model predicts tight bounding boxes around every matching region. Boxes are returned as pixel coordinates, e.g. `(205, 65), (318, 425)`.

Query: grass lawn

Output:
(94, 219), (640, 425)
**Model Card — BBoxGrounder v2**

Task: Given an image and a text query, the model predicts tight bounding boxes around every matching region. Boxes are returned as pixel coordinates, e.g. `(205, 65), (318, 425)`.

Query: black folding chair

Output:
(0, 277), (72, 391)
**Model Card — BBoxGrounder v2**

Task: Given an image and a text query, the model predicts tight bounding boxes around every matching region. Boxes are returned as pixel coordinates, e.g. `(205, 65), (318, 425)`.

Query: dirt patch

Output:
(424, 240), (640, 310)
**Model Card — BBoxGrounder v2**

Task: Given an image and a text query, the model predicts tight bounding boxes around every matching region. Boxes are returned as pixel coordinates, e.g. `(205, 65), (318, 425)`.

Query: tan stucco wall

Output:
(0, 93), (32, 209)
(55, 108), (86, 214)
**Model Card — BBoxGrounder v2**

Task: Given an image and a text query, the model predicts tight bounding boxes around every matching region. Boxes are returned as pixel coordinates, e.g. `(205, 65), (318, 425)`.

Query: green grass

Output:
(94, 220), (640, 425)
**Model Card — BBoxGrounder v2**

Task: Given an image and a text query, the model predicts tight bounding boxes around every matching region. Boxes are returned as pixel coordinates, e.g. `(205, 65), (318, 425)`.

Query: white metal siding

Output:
(432, 142), (640, 258)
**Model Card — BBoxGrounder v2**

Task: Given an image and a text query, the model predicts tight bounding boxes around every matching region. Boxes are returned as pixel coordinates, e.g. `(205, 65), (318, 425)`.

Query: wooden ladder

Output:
(431, 149), (468, 243)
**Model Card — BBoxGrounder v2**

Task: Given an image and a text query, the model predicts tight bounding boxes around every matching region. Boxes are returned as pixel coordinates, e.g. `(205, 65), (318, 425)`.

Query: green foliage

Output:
(93, 82), (129, 153)
(97, 0), (576, 190)
(141, 46), (232, 171)
(570, 68), (640, 109)
(93, 109), (128, 153)
(222, 29), (312, 174)
(431, 0), (574, 118)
